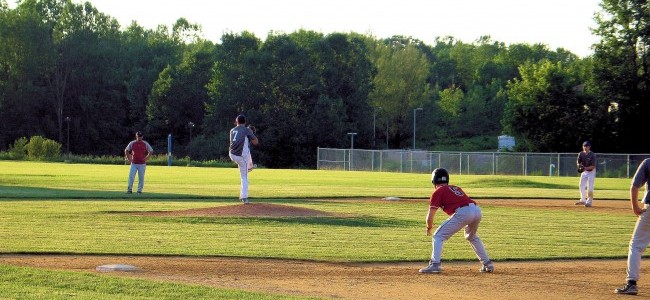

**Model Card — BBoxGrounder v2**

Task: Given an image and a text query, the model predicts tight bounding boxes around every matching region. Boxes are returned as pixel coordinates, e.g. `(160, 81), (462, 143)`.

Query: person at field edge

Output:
(419, 168), (494, 274)
(575, 140), (596, 207)
(229, 114), (258, 204)
(615, 158), (650, 295)
(124, 131), (154, 194)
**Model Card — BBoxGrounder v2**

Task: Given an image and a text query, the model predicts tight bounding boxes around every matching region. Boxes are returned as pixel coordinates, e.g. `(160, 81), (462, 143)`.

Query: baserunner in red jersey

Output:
(419, 168), (494, 274)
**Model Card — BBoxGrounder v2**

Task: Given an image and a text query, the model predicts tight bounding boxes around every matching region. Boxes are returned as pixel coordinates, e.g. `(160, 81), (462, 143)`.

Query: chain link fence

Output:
(317, 148), (650, 178)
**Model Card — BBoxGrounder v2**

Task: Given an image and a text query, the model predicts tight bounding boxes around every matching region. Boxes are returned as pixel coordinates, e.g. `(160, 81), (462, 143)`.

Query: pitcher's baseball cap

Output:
(236, 114), (246, 124)
(583, 140), (591, 147)
(136, 131), (143, 137)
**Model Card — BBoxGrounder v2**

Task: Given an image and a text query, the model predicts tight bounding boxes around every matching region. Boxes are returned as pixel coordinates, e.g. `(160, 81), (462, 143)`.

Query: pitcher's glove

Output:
(248, 125), (256, 134)
(577, 165), (585, 173)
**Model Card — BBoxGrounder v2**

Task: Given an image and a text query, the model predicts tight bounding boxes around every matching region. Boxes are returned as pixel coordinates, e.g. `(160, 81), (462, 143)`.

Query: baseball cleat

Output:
(240, 198), (250, 204)
(585, 203), (592, 207)
(575, 200), (586, 205)
(480, 263), (494, 273)
(615, 284), (638, 295)
(419, 261), (441, 273)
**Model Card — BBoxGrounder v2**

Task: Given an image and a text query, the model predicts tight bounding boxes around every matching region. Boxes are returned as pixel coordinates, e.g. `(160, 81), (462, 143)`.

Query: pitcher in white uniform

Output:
(229, 114), (258, 204)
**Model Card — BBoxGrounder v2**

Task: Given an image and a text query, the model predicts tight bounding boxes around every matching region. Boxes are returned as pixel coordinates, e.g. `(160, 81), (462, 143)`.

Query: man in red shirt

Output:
(419, 168), (494, 273)
(124, 131), (154, 194)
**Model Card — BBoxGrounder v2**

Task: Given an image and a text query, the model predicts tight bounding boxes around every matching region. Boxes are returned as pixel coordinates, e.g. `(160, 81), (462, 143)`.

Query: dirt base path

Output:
(0, 255), (645, 299)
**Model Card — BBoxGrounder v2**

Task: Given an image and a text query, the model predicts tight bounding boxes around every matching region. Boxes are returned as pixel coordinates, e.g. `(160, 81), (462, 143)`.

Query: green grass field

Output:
(0, 160), (640, 299)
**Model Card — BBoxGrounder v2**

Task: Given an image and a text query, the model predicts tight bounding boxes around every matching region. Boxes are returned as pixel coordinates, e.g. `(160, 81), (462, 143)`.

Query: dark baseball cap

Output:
(236, 114), (246, 124)
(136, 131), (143, 137)
(583, 141), (591, 147)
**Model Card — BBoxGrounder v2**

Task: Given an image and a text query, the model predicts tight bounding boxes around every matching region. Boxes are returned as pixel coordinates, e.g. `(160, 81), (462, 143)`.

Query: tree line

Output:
(1, 0), (648, 168)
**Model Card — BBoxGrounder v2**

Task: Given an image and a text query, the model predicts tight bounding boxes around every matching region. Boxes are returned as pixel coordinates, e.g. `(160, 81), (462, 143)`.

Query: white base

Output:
(96, 264), (141, 272)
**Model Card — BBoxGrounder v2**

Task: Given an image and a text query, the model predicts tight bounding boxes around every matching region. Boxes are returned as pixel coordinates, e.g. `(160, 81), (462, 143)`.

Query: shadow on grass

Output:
(0, 185), (229, 201)
(142, 215), (417, 228)
(0, 186), (378, 202)
(465, 178), (574, 189)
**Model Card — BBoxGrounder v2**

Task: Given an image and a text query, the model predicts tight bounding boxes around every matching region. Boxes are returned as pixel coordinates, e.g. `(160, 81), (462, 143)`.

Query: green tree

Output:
(205, 31), (263, 137)
(592, 0), (649, 152)
(369, 41), (432, 148)
(147, 39), (215, 150)
(0, 1), (54, 148)
(502, 60), (597, 151)
(120, 22), (182, 131)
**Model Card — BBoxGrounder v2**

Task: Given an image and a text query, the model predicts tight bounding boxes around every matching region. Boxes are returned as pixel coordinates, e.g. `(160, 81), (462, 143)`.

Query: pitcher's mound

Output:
(137, 203), (334, 217)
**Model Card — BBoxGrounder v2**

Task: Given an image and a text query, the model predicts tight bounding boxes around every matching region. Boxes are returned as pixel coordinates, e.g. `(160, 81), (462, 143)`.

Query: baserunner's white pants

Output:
(431, 203), (491, 265)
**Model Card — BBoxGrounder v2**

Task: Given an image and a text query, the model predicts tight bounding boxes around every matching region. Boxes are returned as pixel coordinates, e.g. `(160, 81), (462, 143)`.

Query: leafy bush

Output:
(26, 136), (61, 160)
(8, 137), (28, 159)
(187, 134), (229, 161)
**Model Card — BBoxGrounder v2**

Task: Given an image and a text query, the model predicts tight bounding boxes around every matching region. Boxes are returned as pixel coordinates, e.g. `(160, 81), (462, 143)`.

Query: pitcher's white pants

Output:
(229, 153), (249, 199)
(627, 206), (650, 282)
(579, 170), (596, 204)
(431, 203), (491, 265)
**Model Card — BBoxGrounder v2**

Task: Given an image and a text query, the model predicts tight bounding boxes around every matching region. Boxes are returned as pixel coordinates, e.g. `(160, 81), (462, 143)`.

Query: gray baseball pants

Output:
(430, 203), (491, 265)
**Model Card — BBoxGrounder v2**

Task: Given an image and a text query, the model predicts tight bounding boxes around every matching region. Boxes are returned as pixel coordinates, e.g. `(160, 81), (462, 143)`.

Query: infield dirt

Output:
(1, 199), (646, 299)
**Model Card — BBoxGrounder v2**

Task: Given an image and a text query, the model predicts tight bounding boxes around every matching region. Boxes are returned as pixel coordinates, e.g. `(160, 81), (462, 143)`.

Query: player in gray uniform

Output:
(575, 141), (596, 207)
(229, 115), (258, 204)
(615, 158), (650, 295)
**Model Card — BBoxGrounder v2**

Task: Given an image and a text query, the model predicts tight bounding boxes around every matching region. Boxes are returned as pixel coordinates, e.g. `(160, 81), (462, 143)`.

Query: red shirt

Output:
(130, 141), (149, 164)
(429, 185), (476, 215)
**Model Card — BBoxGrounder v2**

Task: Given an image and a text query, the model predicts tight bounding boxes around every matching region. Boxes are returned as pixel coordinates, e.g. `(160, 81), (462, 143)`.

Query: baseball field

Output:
(0, 160), (645, 299)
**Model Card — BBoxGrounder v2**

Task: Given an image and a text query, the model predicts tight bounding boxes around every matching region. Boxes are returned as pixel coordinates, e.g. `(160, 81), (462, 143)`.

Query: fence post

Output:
(167, 134), (173, 166)
(524, 153), (528, 176)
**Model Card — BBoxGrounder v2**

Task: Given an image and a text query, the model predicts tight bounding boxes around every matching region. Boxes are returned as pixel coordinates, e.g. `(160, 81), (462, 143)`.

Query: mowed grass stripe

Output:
(0, 200), (636, 262)
(0, 264), (313, 300)
(0, 160), (631, 199)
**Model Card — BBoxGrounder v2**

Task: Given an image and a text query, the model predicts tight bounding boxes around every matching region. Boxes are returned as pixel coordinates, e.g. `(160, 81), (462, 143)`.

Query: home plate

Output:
(96, 264), (141, 272)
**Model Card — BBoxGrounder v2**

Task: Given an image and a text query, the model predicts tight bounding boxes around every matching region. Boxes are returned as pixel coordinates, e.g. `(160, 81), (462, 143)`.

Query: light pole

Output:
(347, 132), (357, 170)
(64, 117), (71, 154)
(187, 121), (195, 166)
(413, 107), (423, 150)
(188, 121), (195, 143)
(386, 122), (389, 149)
(373, 107), (381, 148)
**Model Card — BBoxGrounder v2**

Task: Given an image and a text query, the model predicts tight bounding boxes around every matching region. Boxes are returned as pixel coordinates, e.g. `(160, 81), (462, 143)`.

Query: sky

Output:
(9, 0), (602, 57)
